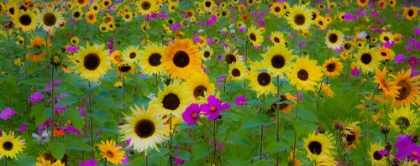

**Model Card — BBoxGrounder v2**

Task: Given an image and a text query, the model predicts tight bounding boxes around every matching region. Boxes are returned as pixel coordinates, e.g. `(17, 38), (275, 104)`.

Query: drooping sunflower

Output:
(228, 62), (247, 81)
(379, 32), (394, 43)
(38, 6), (64, 32)
(75, 0), (89, 7)
(270, 31), (286, 46)
(403, 6), (418, 21)
(374, 67), (400, 99)
(287, 5), (312, 31)
(341, 121), (361, 151)
(86, 10), (97, 24)
(248, 62), (276, 97)
(151, 81), (192, 118)
(200, 45), (213, 62)
(288, 56), (323, 91)
(136, 0), (158, 15)
(120, 105), (167, 152)
(73, 43), (112, 82)
(13, 9), (37, 32)
(356, 46), (380, 73)
(270, 2), (284, 18)
(97, 140), (126, 165)
(261, 45), (294, 77)
(391, 69), (420, 108)
(139, 43), (165, 75)
(357, 0), (370, 8)
(116, 61), (135, 78)
(162, 38), (202, 80)
(247, 25), (263, 47)
(0, 131), (25, 159)
(303, 132), (334, 160)
(35, 159), (65, 166)
(26, 36), (52, 62)
(322, 57), (343, 78)
(183, 72), (215, 100)
(389, 106), (419, 133)
(122, 45), (141, 64)
(325, 29), (344, 50)
(269, 93), (296, 114)
(368, 142), (387, 166)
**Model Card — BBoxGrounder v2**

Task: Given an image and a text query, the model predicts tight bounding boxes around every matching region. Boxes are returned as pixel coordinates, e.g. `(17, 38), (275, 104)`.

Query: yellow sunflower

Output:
(322, 57), (343, 78)
(90, 2), (100, 13)
(325, 29), (344, 50)
(224, 47), (241, 64)
(0, 131), (25, 159)
(368, 142), (387, 166)
(374, 67), (400, 98)
(120, 105), (167, 152)
(261, 45), (294, 77)
(74, 0), (89, 7)
(247, 25), (263, 46)
(248, 62), (276, 97)
(343, 41), (354, 53)
(303, 132), (335, 160)
(378, 46), (395, 61)
(101, 0), (112, 9)
(38, 6), (64, 32)
(183, 72), (215, 100)
(357, 0), (370, 8)
(97, 140), (126, 165)
(393, 33), (403, 44)
(228, 62), (247, 81)
(270, 2), (284, 18)
(288, 56), (323, 91)
(270, 31), (286, 46)
(356, 46), (380, 74)
(139, 43), (165, 75)
(200, 45), (213, 62)
(315, 16), (327, 30)
(341, 121), (361, 151)
(86, 10), (97, 24)
(6, 3), (18, 16)
(73, 43), (112, 82)
(35, 158), (65, 166)
(111, 50), (122, 65)
(403, 6), (418, 21)
(26, 36), (52, 62)
(72, 9), (83, 20)
(389, 106), (419, 133)
(391, 68), (420, 108)
(136, 0), (158, 15)
(13, 9), (37, 32)
(162, 38), (202, 80)
(269, 93), (296, 114)
(202, 0), (216, 12)
(315, 155), (338, 166)
(116, 61), (135, 78)
(151, 80), (192, 118)
(122, 45), (141, 64)
(379, 32), (394, 43)
(287, 5), (312, 31)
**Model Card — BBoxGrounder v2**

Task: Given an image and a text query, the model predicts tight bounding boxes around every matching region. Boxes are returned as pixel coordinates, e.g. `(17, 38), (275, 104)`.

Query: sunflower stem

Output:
(155, 73), (158, 87)
(292, 89), (300, 166)
(145, 149), (149, 166)
(213, 120), (217, 166)
(4, 157), (7, 166)
(259, 95), (266, 160)
(169, 115), (173, 166)
(276, 76), (281, 165)
(367, 85), (379, 150)
(104, 158), (107, 166)
(88, 81), (95, 158)
(51, 66), (55, 142)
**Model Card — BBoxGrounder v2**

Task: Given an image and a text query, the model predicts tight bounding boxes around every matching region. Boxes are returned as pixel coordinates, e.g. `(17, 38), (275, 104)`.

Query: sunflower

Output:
(357, 0), (370, 8)
(247, 25), (263, 46)
(315, 16), (327, 30)
(162, 38), (202, 80)
(168, 1), (179, 12)
(368, 142), (387, 166)
(38, 7), (64, 32)
(72, 9), (83, 20)
(287, 5), (312, 31)
(325, 29), (344, 50)
(86, 10), (97, 24)
(374, 67), (400, 98)
(343, 41), (354, 52)
(288, 56), (323, 91)
(136, 0), (158, 15)
(97, 140), (125, 165)
(303, 132), (334, 160)
(322, 57), (343, 78)
(262, 45), (294, 77)
(379, 32), (394, 43)
(389, 106), (419, 133)
(139, 43), (164, 75)
(111, 50), (122, 65)
(270, 2), (284, 18)
(70, 37), (79, 46)
(151, 81), (192, 118)
(391, 69), (420, 108)
(122, 45), (140, 64)
(341, 121), (361, 151)
(6, 3), (18, 16)
(0, 131), (25, 159)
(202, 0), (215, 12)
(101, 0), (112, 9)
(248, 62), (276, 97)
(269, 93), (296, 114)
(26, 36), (52, 62)
(73, 43), (112, 82)
(403, 6), (418, 21)
(35, 159), (65, 166)
(13, 9), (37, 32)
(75, 0), (89, 7)
(270, 31), (286, 46)
(378, 46), (395, 61)
(229, 62), (247, 81)
(315, 155), (338, 166)
(99, 23), (108, 32)
(116, 61), (135, 78)
(184, 72), (215, 100)
(356, 46), (380, 74)
(199, 45), (213, 62)
(393, 33), (403, 44)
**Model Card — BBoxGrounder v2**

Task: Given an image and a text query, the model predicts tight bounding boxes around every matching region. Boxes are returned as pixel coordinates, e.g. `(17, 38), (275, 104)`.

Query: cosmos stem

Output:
(259, 95), (266, 160)
(276, 76), (280, 165)
(292, 89), (299, 166)
(51, 66), (55, 142)
(169, 115), (173, 166)
(213, 120), (217, 165)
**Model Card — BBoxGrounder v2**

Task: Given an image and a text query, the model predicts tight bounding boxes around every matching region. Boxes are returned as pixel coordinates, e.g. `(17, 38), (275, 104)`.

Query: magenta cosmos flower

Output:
(182, 103), (201, 126)
(0, 107), (16, 120)
(28, 92), (43, 104)
(234, 96), (246, 106)
(200, 95), (231, 121)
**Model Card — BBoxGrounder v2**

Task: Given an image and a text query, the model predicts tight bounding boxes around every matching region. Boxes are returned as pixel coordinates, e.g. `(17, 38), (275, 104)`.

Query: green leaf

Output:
(31, 105), (50, 126)
(227, 133), (250, 146)
(92, 110), (111, 125)
(241, 114), (271, 129)
(56, 95), (79, 107)
(99, 121), (120, 133)
(124, 156), (145, 166)
(16, 154), (38, 166)
(22, 78), (44, 86)
(176, 150), (190, 161)
(63, 108), (84, 131)
(64, 139), (93, 151)
(298, 108), (319, 122)
(292, 119), (306, 136)
(222, 112), (240, 122)
(253, 160), (269, 166)
(50, 142), (66, 160)
(193, 144), (213, 161)
(149, 148), (170, 158)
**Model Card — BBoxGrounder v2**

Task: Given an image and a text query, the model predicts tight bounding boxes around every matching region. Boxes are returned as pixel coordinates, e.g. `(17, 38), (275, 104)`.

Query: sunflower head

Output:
(74, 43), (112, 82)
(288, 56), (323, 91)
(287, 5), (312, 31)
(97, 140), (126, 165)
(0, 131), (25, 159)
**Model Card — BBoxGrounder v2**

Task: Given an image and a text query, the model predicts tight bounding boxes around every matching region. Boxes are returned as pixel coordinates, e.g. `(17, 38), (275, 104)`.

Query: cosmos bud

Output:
(380, 125), (390, 134)
(385, 142), (392, 151)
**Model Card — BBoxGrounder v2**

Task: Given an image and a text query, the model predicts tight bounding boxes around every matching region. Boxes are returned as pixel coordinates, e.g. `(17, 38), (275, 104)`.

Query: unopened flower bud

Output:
(385, 142), (392, 151)
(392, 158), (400, 166)
(380, 125), (390, 134)
(411, 134), (419, 143)
(317, 126), (325, 134)
(334, 120), (343, 131)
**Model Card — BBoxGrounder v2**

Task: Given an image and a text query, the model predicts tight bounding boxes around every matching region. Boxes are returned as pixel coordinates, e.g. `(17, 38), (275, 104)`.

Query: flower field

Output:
(1, 0), (420, 165)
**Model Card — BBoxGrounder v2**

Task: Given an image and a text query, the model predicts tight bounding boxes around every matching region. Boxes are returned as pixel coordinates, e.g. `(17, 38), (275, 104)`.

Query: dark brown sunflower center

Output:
(19, 14), (32, 26)
(148, 53), (161, 66)
(43, 13), (56, 26)
(318, 20), (323, 26)
(204, 51), (210, 58)
(205, 1), (211, 7)
(361, 53), (372, 64)
(277, 95), (289, 110)
(232, 68), (240, 77)
(384, 36), (389, 41)
(3, 141), (13, 151)
(141, 2), (151, 10)
(271, 55), (285, 69)
(381, 52), (387, 56)
(326, 63), (336, 72)
(312, 13), (317, 20)
(9, 7), (14, 15)
(373, 151), (383, 160)
(257, 73), (271, 86)
(93, 6), (98, 10)
(173, 51), (190, 68)
(273, 37), (280, 43)
(344, 43), (351, 50)
(294, 14), (306, 25)
(297, 69), (308, 81)
(73, 11), (80, 18)
(106, 151), (114, 158)
(396, 80), (410, 101)
(88, 14), (94, 20)
(274, 7), (280, 12)
(225, 54), (236, 64)
(328, 34), (338, 43)
(360, 0), (366, 3)
(84, 53), (100, 70)
(249, 33), (257, 41)
(396, 117), (410, 130)
(308, 141), (322, 155)
(78, 0), (85, 4)
(344, 131), (356, 145)
(129, 52), (137, 59)
(168, 19), (173, 24)
(193, 85), (207, 98)
(101, 26), (106, 31)
(104, 1), (110, 6)
(134, 119), (156, 138)
(125, 14), (130, 19)
(162, 93), (180, 110)
(119, 65), (131, 72)
(408, 10), (414, 17)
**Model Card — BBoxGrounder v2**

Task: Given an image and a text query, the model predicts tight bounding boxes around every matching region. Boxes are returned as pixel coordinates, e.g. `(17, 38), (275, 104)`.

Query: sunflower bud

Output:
(392, 158), (400, 166)
(385, 142), (392, 151)
(380, 125), (390, 134)
(316, 126), (325, 134)
(411, 134), (419, 143)
(334, 120), (343, 131)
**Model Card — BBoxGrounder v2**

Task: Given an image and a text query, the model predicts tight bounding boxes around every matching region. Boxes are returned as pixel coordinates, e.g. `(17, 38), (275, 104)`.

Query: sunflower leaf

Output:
(16, 154), (38, 166)
(240, 114), (271, 129)
(63, 108), (84, 131)
(50, 142), (66, 160)
(297, 108), (319, 122)
(193, 144), (213, 161)
(176, 150), (190, 161)
(98, 121), (120, 133)
(64, 138), (93, 151)
(56, 95), (79, 107)
(31, 104), (49, 126)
